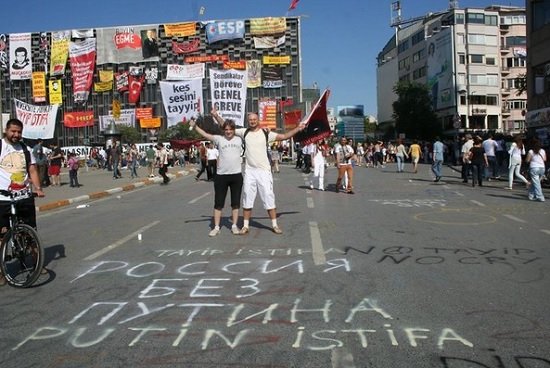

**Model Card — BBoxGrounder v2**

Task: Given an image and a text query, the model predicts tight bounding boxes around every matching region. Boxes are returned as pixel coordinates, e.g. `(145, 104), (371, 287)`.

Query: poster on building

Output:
(32, 72), (47, 103)
(262, 65), (283, 89)
(64, 111), (95, 128)
(69, 38), (96, 103)
(246, 60), (261, 88)
(209, 68), (248, 127)
(50, 30), (70, 76)
(166, 63), (205, 80)
(49, 79), (63, 105)
(159, 79), (203, 127)
(249, 17), (287, 36)
(96, 25), (160, 65)
(254, 35), (285, 49)
(205, 19), (245, 44)
(163, 22), (196, 37)
(0, 34), (8, 70)
(9, 33), (32, 80)
(98, 108), (136, 131)
(13, 99), (59, 139)
(258, 98), (277, 130)
(426, 27), (454, 111)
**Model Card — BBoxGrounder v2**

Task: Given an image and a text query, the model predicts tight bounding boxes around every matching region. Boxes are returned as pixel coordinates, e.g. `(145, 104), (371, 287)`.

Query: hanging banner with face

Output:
(9, 33), (32, 80)
(159, 79), (203, 127)
(48, 79), (63, 105)
(209, 68), (248, 127)
(96, 25), (160, 64)
(13, 99), (59, 139)
(0, 34), (8, 70)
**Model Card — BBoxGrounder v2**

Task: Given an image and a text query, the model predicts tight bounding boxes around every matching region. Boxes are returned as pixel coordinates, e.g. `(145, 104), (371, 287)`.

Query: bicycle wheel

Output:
(0, 224), (44, 287)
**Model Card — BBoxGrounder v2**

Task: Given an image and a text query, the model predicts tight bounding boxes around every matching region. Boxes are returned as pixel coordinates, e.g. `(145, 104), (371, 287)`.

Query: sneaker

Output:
(272, 226), (283, 234)
(231, 227), (240, 235)
(318, 188), (324, 191)
(309, 184), (314, 189)
(239, 227), (249, 235)
(347, 190), (355, 194)
(208, 228), (220, 237)
(504, 187), (512, 190)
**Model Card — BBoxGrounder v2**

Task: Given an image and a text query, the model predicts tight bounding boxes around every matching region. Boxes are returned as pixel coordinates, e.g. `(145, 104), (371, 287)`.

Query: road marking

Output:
(541, 230), (550, 236)
(306, 197), (314, 208)
(453, 191), (465, 197)
(470, 200), (486, 207)
(309, 221), (326, 266)
(331, 347), (356, 368)
(502, 214), (526, 223)
(84, 221), (160, 261)
(189, 192), (211, 204)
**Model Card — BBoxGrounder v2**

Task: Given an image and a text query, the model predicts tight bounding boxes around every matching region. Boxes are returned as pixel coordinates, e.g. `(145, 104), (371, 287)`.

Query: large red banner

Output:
(293, 89), (332, 145)
(64, 111), (95, 128)
(69, 39), (96, 103)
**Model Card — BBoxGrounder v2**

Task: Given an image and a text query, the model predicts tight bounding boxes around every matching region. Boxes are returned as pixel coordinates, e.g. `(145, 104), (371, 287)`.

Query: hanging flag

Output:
(288, 0), (300, 11)
(128, 74), (145, 104)
(293, 89), (332, 145)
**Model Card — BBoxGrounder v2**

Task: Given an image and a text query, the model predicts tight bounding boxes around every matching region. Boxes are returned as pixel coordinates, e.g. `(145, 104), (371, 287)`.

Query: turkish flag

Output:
(128, 75), (145, 104)
(293, 89), (332, 145)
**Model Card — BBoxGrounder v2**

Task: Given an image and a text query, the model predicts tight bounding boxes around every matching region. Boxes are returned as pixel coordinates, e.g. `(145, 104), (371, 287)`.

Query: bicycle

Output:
(0, 190), (44, 287)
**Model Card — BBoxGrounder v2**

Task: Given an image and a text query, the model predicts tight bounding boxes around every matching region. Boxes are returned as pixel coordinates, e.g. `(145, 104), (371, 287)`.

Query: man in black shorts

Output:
(0, 119), (45, 286)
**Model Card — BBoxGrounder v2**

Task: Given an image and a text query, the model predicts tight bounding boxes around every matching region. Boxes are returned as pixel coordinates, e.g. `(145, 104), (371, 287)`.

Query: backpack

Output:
(0, 140), (32, 173)
(242, 128), (269, 157)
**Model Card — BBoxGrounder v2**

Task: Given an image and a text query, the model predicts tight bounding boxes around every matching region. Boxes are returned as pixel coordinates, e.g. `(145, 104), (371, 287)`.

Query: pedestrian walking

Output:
(408, 139), (422, 173)
(431, 136), (444, 182)
(310, 139), (327, 191)
(395, 139), (408, 173)
(335, 136), (355, 194)
(156, 143), (170, 184)
(505, 136), (529, 190)
(526, 138), (546, 202)
(469, 136), (488, 187)
(67, 152), (80, 187)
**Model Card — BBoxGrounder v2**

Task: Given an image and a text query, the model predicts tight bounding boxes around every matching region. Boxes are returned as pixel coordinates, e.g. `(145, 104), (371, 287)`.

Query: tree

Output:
(159, 119), (203, 142)
(392, 81), (441, 140)
(118, 125), (142, 144)
(514, 73), (527, 96)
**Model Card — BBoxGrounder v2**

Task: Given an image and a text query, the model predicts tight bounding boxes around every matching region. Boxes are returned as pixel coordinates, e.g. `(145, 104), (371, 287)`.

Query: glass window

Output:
(486, 56), (496, 65)
(533, 1), (550, 31)
(487, 95), (498, 105)
(456, 13), (464, 24)
(459, 54), (466, 64)
(470, 54), (483, 63)
(467, 13), (485, 24)
(485, 15), (498, 26)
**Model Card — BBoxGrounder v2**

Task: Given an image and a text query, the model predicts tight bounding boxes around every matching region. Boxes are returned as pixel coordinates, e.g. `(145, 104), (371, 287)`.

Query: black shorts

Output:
(0, 197), (37, 233)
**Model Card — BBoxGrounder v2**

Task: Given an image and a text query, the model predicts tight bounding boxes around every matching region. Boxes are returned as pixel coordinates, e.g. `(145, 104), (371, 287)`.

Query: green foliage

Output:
(118, 125), (142, 144)
(392, 81), (441, 140)
(159, 121), (202, 142)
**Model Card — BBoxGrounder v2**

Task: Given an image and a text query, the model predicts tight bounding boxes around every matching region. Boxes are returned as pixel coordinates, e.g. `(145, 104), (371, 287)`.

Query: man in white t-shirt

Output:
(212, 108), (306, 235)
(0, 119), (45, 286)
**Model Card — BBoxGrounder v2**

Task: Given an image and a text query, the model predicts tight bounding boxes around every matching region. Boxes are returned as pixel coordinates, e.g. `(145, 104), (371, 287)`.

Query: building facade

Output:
(377, 4), (526, 137)
(0, 17), (302, 147)
(525, 0), (550, 145)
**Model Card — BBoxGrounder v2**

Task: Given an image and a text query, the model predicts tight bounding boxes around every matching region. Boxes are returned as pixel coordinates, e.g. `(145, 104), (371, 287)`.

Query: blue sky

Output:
(1, 0), (525, 117)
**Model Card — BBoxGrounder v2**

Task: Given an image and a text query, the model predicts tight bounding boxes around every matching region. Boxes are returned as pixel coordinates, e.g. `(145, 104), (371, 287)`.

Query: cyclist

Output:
(0, 118), (45, 286)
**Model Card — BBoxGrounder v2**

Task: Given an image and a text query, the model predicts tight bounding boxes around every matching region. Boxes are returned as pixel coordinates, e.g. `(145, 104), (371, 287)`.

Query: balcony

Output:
(500, 24), (510, 33)
(501, 88), (511, 95)
(502, 107), (511, 115)
(500, 45), (510, 53)
(501, 67), (510, 74)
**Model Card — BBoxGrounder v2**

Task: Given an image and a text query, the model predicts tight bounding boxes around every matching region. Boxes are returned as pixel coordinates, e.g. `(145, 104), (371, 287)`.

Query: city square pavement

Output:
(34, 164), (197, 212)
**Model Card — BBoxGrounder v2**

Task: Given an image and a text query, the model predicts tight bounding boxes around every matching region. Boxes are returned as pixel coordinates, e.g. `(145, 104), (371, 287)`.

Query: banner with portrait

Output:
(9, 33), (32, 80)
(246, 60), (261, 88)
(96, 25), (160, 64)
(48, 79), (63, 105)
(13, 99), (59, 139)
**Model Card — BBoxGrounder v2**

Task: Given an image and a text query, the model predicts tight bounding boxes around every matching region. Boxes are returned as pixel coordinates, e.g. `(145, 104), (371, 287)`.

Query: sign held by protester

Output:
(293, 89), (332, 145)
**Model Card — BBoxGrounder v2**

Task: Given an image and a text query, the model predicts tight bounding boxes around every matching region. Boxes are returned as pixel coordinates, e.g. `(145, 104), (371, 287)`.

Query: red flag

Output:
(288, 0), (300, 11)
(293, 89), (332, 145)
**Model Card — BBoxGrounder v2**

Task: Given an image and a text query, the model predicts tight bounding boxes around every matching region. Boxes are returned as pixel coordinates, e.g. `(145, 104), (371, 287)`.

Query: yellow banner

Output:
(50, 36), (69, 76)
(250, 17), (286, 36)
(112, 99), (121, 119)
(139, 117), (161, 128)
(164, 22), (196, 37)
(32, 72), (47, 102)
(99, 70), (113, 82)
(94, 80), (113, 92)
(48, 79), (63, 105)
(262, 55), (291, 65)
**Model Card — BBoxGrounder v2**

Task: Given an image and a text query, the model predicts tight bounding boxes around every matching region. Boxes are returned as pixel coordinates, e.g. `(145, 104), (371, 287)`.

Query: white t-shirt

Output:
(528, 149), (546, 169)
(0, 140), (36, 201)
(235, 128), (277, 171)
(335, 144), (354, 165)
(212, 135), (243, 175)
